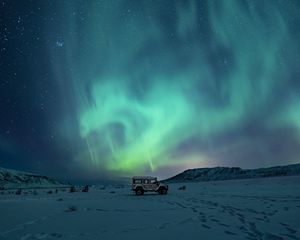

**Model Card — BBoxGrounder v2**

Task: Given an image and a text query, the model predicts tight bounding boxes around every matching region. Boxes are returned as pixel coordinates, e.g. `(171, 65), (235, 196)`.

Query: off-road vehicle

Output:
(131, 176), (168, 195)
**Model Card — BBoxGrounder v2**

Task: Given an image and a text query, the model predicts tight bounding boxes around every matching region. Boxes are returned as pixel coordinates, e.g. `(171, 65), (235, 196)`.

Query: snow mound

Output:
(164, 163), (300, 183)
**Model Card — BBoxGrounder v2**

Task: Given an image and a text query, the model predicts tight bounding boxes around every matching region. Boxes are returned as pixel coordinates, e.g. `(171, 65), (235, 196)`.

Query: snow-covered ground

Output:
(0, 176), (299, 240)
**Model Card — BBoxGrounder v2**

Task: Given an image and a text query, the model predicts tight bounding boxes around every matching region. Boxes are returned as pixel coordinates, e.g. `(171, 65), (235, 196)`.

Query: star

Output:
(56, 41), (64, 47)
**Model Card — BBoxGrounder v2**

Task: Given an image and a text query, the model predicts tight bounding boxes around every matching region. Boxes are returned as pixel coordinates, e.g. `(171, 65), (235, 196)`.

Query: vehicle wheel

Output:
(135, 188), (144, 195)
(159, 188), (167, 195)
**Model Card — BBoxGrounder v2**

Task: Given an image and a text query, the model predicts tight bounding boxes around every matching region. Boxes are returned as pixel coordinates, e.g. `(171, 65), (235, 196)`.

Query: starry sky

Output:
(1, 0), (300, 181)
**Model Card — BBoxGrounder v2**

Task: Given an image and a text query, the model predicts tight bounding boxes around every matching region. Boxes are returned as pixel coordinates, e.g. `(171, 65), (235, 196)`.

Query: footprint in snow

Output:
(50, 233), (63, 238)
(157, 222), (170, 229)
(254, 217), (266, 222)
(280, 233), (299, 240)
(190, 207), (198, 213)
(279, 222), (290, 227)
(224, 230), (236, 235)
(210, 218), (219, 223)
(218, 222), (230, 227)
(179, 218), (194, 225)
(21, 233), (48, 240)
(264, 232), (286, 240)
(286, 227), (297, 234)
(245, 231), (258, 239)
(198, 216), (207, 222)
(236, 225), (247, 231)
(201, 224), (211, 229)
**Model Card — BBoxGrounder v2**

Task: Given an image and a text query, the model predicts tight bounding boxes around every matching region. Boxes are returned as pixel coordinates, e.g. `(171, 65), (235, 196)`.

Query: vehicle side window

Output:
(150, 179), (157, 184)
(133, 179), (142, 184)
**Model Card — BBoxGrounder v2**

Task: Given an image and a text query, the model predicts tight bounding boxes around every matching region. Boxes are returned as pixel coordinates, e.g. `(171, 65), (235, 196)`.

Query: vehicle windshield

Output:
(132, 178), (158, 184)
(132, 179), (142, 184)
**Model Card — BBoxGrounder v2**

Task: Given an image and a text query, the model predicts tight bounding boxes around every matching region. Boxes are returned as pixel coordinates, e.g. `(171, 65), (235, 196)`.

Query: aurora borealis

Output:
(1, 0), (300, 180)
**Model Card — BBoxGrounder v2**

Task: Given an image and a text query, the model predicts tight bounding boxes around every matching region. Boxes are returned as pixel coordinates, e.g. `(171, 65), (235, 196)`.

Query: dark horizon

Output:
(2, 162), (300, 185)
(46, 162), (300, 184)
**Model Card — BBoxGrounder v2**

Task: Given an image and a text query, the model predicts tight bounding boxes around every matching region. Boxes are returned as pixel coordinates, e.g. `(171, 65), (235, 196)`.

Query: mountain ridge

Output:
(164, 163), (300, 183)
(0, 167), (67, 189)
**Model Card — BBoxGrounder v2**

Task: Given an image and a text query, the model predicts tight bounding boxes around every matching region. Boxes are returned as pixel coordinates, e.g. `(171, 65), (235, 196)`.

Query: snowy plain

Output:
(0, 176), (300, 240)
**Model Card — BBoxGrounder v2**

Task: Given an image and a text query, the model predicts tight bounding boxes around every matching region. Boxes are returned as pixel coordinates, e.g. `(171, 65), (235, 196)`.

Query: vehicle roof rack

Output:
(132, 176), (157, 180)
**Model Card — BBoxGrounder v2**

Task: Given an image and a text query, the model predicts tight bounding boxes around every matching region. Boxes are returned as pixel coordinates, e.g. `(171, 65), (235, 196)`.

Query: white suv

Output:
(131, 176), (168, 195)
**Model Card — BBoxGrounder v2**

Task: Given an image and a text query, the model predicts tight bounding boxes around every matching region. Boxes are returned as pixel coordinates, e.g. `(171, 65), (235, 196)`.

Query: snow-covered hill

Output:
(164, 163), (300, 183)
(0, 167), (66, 189)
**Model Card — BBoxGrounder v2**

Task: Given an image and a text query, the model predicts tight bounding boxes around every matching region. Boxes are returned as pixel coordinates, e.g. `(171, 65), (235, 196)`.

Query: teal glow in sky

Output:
(1, 0), (299, 179)
(50, 0), (300, 179)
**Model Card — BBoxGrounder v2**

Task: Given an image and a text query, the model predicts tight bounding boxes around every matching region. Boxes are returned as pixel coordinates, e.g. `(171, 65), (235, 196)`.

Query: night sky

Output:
(1, 0), (300, 180)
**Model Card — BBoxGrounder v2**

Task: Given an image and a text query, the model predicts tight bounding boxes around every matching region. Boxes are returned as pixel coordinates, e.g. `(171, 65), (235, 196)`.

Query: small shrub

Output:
(82, 185), (89, 192)
(69, 186), (76, 193)
(15, 188), (22, 195)
(57, 198), (63, 201)
(178, 185), (186, 191)
(47, 190), (53, 194)
(110, 191), (116, 194)
(66, 205), (77, 212)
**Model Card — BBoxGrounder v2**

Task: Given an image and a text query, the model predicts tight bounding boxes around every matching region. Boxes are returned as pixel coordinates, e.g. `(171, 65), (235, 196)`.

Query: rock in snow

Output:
(164, 163), (300, 183)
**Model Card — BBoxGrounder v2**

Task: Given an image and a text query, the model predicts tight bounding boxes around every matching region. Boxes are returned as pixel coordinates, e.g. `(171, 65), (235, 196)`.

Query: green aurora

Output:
(46, 0), (300, 178)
